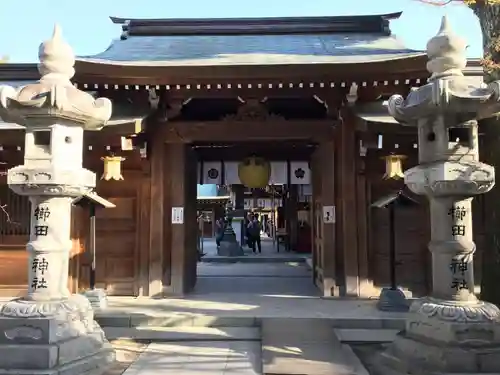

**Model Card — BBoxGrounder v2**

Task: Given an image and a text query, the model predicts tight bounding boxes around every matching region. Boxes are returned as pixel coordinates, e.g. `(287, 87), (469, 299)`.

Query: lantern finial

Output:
(381, 154), (407, 180)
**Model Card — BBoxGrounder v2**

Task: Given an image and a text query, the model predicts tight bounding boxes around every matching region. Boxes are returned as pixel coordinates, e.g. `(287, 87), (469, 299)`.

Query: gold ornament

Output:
(238, 156), (271, 188)
(101, 156), (126, 181)
(381, 154), (406, 180)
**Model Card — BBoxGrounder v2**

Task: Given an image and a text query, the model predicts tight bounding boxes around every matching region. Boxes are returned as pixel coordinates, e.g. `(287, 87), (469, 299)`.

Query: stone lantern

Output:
(377, 17), (500, 374)
(0, 26), (114, 374)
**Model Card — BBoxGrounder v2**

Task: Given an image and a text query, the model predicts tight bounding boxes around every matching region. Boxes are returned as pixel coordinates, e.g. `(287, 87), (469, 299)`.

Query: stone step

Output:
(95, 313), (405, 330)
(260, 318), (369, 375)
(201, 256), (308, 263)
(104, 327), (399, 345)
(104, 326), (260, 341)
(334, 328), (400, 343)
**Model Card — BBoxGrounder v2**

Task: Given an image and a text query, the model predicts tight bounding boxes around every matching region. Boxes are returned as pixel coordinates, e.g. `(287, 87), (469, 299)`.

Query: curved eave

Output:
(109, 12), (403, 25)
(74, 52), (428, 85)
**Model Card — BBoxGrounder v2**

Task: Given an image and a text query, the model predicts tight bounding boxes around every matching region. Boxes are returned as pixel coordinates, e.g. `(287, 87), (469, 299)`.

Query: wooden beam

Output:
(164, 87), (343, 101)
(193, 143), (315, 161)
(161, 120), (336, 143)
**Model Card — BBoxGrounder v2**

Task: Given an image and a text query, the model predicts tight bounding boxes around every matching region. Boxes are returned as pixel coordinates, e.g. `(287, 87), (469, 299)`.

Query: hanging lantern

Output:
(101, 155), (126, 181)
(381, 154), (406, 180)
(238, 156), (271, 188)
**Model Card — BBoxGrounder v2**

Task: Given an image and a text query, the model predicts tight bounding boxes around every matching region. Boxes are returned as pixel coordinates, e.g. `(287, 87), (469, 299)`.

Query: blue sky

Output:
(0, 0), (481, 62)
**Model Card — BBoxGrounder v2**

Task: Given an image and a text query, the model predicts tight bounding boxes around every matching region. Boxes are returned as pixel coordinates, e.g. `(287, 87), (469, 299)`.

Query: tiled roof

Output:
(77, 12), (425, 66)
(78, 33), (424, 66)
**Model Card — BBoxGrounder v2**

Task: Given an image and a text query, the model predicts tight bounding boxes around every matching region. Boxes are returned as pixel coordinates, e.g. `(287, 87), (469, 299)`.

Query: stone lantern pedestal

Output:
(0, 26), (114, 374)
(375, 17), (500, 374)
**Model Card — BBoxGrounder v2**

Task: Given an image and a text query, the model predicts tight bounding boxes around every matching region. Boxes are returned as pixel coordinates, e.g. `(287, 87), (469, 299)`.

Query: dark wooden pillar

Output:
(337, 109), (360, 296)
(356, 149), (372, 296)
(148, 135), (166, 297)
(317, 141), (338, 296)
(165, 143), (198, 295)
(138, 167), (151, 297)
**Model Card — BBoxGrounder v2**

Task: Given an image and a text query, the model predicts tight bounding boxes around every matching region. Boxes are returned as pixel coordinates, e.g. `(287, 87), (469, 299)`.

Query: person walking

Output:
(215, 216), (225, 248)
(248, 213), (262, 253)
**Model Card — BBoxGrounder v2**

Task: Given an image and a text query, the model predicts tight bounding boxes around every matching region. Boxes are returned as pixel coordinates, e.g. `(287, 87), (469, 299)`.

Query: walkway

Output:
(101, 237), (400, 374)
(200, 234), (310, 263)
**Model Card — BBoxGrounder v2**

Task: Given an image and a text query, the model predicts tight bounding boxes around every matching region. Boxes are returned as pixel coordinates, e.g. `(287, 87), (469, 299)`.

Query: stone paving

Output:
(201, 235), (310, 262)
(103, 340), (149, 375)
(122, 341), (262, 375)
(195, 261), (319, 296)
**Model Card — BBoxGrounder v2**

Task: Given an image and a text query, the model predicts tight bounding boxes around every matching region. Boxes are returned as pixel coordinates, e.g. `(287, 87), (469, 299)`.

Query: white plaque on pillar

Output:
(323, 205), (335, 224)
(172, 207), (184, 224)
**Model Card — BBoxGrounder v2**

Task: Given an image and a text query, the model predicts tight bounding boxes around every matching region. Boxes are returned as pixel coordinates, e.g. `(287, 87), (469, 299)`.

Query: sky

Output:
(0, 0), (482, 62)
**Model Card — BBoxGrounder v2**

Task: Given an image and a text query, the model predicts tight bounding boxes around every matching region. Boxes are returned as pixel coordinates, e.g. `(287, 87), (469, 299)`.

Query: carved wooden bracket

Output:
(166, 98), (185, 120)
(221, 98), (284, 122)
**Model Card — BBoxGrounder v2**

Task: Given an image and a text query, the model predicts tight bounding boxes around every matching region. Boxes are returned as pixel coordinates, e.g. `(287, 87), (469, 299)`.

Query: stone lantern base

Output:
(375, 297), (500, 374)
(0, 294), (114, 375)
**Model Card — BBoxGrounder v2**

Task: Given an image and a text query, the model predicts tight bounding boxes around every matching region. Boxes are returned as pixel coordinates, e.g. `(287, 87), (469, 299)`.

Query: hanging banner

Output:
(270, 161), (287, 185)
(200, 161), (222, 184)
(224, 161), (240, 184)
(290, 161), (311, 185)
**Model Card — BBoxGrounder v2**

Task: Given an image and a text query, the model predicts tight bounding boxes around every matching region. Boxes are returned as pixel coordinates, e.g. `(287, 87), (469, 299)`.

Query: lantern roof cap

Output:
(426, 15), (467, 79)
(38, 24), (76, 83)
(371, 189), (419, 208)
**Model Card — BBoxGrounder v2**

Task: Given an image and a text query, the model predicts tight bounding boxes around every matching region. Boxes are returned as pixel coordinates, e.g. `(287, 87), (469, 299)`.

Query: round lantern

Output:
(238, 156), (271, 188)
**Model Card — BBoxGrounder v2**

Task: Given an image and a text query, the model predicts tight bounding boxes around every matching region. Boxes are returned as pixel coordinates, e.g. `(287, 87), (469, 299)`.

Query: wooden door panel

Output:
(370, 205), (429, 296)
(95, 219), (135, 232)
(93, 196), (139, 296)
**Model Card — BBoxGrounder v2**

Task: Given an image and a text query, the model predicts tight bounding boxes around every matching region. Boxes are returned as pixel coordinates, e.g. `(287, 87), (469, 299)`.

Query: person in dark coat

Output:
(248, 213), (262, 253)
(215, 217), (225, 248)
